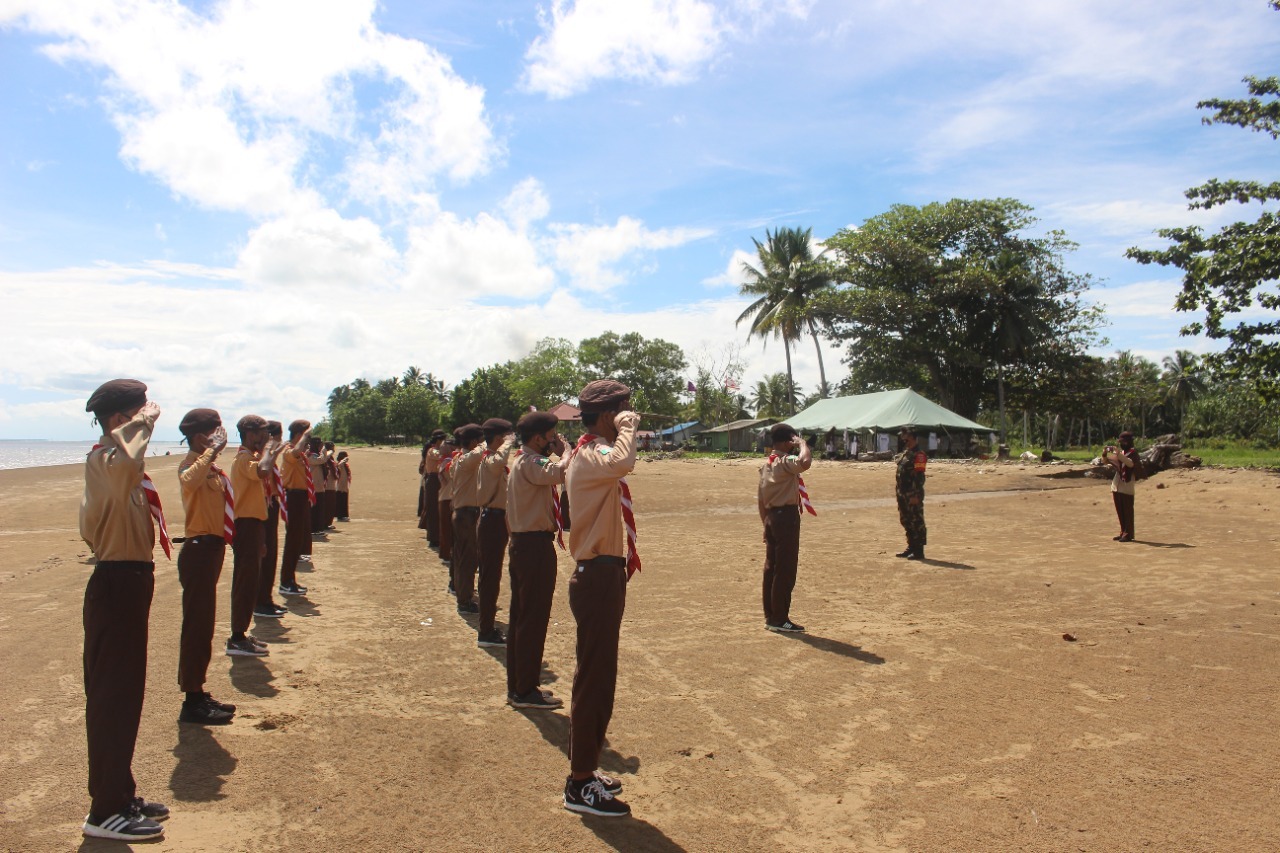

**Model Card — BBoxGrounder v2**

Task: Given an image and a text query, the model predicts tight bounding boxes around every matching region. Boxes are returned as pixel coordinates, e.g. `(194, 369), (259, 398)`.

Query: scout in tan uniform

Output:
(228, 415), (284, 656)
(175, 409), (235, 725)
(309, 438), (330, 535)
(256, 420), (288, 617)
(422, 430), (446, 547)
(322, 440), (339, 529)
(476, 417), (516, 647)
(278, 420), (313, 595)
(561, 380), (639, 818)
(757, 423), (812, 633)
(335, 450), (352, 521)
(79, 379), (168, 841)
(438, 438), (458, 574)
(506, 411), (569, 709)
(451, 424), (485, 615)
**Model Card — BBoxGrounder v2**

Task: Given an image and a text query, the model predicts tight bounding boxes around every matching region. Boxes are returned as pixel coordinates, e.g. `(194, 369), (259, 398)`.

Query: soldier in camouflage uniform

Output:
(894, 426), (927, 560)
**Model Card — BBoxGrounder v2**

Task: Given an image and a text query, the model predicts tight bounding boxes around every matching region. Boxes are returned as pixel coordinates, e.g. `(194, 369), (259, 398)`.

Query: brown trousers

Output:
(1112, 492), (1135, 538)
(568, 556), (627, 775)
(280, 489), (312, 586)
(763, 506), (800, 624)
(311, 495), (325, 533)
(84, 560), (154, 817)
(452, 506), (480, 604)
(177, 537), (225, 692)
(478, 508), (509, 633)
(423, 474), (440, 545)
(336, 490), (349, 519)
(230, 518), (264, 636)
(257, 501), (280, 608)
(507, 532), (558, 697)
(324, 489), (337, 528)
(438, 499), (453, 562)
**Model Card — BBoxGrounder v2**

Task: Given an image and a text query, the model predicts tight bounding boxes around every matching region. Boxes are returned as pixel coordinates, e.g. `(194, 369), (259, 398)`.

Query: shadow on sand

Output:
(578, 813), (688, 853)
(170, 724), (237, 802)
(784, 632), (886, 664)
(518, 709), (641, 777)
(228, 658), (278, 698)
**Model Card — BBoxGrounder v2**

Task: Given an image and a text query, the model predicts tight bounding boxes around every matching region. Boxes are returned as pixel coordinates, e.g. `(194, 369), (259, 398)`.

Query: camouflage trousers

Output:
(896, 494), (926, 550)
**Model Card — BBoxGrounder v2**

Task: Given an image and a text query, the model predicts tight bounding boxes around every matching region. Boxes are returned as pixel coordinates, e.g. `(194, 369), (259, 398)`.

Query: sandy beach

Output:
(1, 450), (1277, 852)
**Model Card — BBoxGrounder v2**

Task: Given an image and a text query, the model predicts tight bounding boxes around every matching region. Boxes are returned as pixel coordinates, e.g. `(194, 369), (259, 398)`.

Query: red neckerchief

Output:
(302, 450), (316, 506)
(91, 443), (172, 559)
(213, 453), (237, 544)
(768, 452), (817, 516)
(516, 448), (566, 550)
(571, 434), (640, 578)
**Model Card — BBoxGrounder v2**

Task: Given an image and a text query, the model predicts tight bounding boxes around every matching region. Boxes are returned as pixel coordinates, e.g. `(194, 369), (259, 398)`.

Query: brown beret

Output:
(266, 420), (283, 437)
(517, 411), (558, 438)
(179, 408), (221, 437)
(455, 423), (484, 443)
(898, 425), (917, 437)
(481, 417), (513, 434)
(288, 419), (311, 437)
(429, 429), (448, 441)
(578, 379), (631, 413)
(237, 414), (269, 433)
(85, 378), (147, 417)
(770, 423), (797, 443)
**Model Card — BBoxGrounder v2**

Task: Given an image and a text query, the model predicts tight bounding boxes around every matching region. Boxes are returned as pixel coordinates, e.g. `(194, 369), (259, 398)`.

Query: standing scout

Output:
(309, 438), (330, 536)
(450, 424), (485, 615)
(437, 437), (458, 576)
(757, 423), (813, 633)
(79, 379), (169, 841)
(476, 418), (516, 648)
(335, 450), (352, 521)
(422, 430), (446, 548)
(322, 441), (339, 529)
(278, 420), (313, 596)
(1105, 431), (1139, 542)
(228, 415), (283, 656)
(175, 409), (236, 725)
(506, 411), (569, 710)
(255, 420), (288, 618)
(894, 426), (927, 560)
(562, 379), (641, 818)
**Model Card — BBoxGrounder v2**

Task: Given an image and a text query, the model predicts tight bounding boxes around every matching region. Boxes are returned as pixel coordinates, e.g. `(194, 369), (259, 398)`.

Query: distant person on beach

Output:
(758, 423), (812, 633)
(421, 430), (446, 548)
(227, 415), (283, 657)
(335, 450), (351, 521)
(256, 421), (288, 619)
(506, 410), (569, 710)
(1105, 431), (1139, 542)
(79, 379), (169, 841)
(476, 418), (516, 648)
(278, 420), (313, 596)
(895, 426), (927, 560)
(451, 424), (485, 615)
(562, 379), (639, 818)
(174, 408), (236, 724)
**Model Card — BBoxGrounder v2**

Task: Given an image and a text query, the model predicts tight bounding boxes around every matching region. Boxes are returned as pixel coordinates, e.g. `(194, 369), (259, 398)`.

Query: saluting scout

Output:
(894, 426), (928, 560)
(227, 415), (281, 657)
(450, 424), (485, 615)
(757, 423), (812, 633)
(278, 420), (313, 596)
(476, 417), (516, 648)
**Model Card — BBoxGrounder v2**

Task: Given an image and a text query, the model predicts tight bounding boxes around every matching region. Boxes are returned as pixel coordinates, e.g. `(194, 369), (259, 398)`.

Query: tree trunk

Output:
(997, 364), (1007, 444)
(810, 324), (828, 399)
(784, 338), (796, 415)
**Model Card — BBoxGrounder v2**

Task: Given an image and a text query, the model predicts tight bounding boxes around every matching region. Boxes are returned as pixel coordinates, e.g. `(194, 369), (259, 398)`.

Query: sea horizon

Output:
(0, 439), (190, 471)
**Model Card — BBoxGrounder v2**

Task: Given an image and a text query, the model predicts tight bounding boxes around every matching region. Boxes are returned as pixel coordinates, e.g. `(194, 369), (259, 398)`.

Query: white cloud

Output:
(702, 248), (755, 288)
(549, 216), (711, 290)
(403, 209), (555, 298)
(238, 208), (400, 290)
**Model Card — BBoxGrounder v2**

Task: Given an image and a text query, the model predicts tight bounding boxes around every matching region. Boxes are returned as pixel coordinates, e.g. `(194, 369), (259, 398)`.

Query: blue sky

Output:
(1, 0), (1277, 439)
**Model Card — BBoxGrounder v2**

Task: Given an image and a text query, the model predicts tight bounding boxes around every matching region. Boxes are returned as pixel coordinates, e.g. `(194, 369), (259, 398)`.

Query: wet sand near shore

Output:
(1, 451), (1277, 851)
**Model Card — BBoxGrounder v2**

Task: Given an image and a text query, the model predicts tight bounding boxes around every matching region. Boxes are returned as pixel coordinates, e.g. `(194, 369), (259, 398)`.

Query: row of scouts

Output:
(77, 379), (353, 842)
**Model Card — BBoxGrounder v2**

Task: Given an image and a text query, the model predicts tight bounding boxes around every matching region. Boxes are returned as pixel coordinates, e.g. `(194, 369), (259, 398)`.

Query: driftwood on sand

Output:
(1090, 433), (1202, 479)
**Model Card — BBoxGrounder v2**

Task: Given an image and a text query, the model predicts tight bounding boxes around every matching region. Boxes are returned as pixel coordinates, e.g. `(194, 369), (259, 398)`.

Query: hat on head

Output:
(1118, 430), (1134, 441)
(455, 423), (484, 443)
(288, 419), (310, 437)
(429, 429), (447, 441)
(481, 417), (513, 435)
(517, 411), (558, 438)
(769, 423), (798, 444)
(179, 408), (221, 437)
(266, 420), (283, 437)
(85, 379), (147, 419)
(578, 379), (631, 413)
(898, 425), (918, 437)
(236, 414), (268, 433)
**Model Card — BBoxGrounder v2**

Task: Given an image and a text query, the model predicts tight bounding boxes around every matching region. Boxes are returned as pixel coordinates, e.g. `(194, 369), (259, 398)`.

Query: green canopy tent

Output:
(785, 389), (993, 456)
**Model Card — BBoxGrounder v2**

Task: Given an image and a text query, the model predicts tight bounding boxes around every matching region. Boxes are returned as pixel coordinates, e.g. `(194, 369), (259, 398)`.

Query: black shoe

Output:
(766, 620), (805, 633)
(279, 584), (308, 596)
(130, 796), (169, 820)
(906, 550), (925, 561)
(477, 629), (506, 648)
(1117, 534), (1133, 543)
(179, 700), (234, 725)
(895, 549), (913, 558)
(508, 689), (563, 709)
(594, 771), (623, 795)
(563, 776), (630, 817)
(203, 692), (236, 713)
(253, 606), (284, 619)
(457, 600), (479, 615)
(83, 804), (165, 840)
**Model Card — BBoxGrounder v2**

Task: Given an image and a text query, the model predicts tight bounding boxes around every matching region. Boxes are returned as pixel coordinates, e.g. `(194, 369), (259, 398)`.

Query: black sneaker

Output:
(594, 772), (622, 795)
(564, 776), (630, 817)
(203, 692), (236, 713)
(83, 805), (165, 840)
(226, 637), (268, 657)
(895, 549), (913, 558)
(508, 689), (562, 709)
(766, 620), (805, 633)
(179, 700), (234, 725)
(457, 600), (479, 615)
(130, 796), (170, 820)
(253, 606), (283, 619)
(906, 550), (925, 560)
(477, 629), (506, 648)
(279, 583), (308, 596)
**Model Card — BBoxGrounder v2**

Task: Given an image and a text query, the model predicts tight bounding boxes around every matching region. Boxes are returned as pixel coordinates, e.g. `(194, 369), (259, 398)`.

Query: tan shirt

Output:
(231, 447), (267, 520)
(439, 451), (456, 502)
(477, 436), (517, 509)
(337, 461), (350, 492)
(564, 424), (637, 561)
(759, 452), (811, 508)
(281, 444), (310, 490)
(451, 445), (485, 508)
(424, 446), (442, 475)
(178, 448), (227, 537)
(80, 410), (157, 562)
(507, 447), (568, 533)
(311, 451), (332, 491)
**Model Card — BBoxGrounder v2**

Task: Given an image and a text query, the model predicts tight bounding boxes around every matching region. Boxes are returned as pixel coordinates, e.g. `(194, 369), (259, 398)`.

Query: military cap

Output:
(85, 379), (147, 418)
(769, 423), (798, 443)
(266, 420), (283, 437)
(481, 417), (513, 435)
(179, 408), (221, 437)
(288, 419), (311, 437)
(578, 379), (631, 413)
(517, 411), (558, 439)
(236, 414), (269, 434)
(455, 423), (484, 443)
(898, 425), (918, 437)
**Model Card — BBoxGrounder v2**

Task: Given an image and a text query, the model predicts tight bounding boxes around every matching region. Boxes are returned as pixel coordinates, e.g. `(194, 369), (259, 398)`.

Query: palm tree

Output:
(748, 372), (798, 418)
(403, 366), (427, 386)
(1162, 350), (1206, 429)
(736, 227), (833, 413)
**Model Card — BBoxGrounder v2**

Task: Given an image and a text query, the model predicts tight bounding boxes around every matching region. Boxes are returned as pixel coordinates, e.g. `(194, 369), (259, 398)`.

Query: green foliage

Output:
(1126, 73), (1280, 401)
(817, 198), (1103, 420)
(747, 373), (797, 418)
(338, 386), (390, 443)
(450, 363), (523, 426)
(1183, 380), (1280, 444)
(385, 383), (440, 440)
(578, 331), (687, 415)
(507, 338), (583, 410)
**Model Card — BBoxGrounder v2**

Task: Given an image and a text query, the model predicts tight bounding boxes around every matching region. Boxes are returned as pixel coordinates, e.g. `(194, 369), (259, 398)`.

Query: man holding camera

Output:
(1105, 431), (1139, 542)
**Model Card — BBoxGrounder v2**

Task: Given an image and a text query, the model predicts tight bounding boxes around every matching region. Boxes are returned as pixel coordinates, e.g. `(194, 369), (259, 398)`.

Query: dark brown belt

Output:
(511, 530), (554, 539)
(94, 560), (155, 572)
(577, 555), (625, 570)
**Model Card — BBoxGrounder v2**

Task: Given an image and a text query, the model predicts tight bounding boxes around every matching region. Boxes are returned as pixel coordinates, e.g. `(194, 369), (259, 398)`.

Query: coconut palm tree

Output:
(737, 227), (833, 413)
(403, 366), (427, 386)
(748, 372), (798, 418)
(1161, 350), (1206, 428)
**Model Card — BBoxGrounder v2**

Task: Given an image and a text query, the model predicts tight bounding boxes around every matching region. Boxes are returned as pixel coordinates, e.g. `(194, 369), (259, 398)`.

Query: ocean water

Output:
(0, 440), (190, 471)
